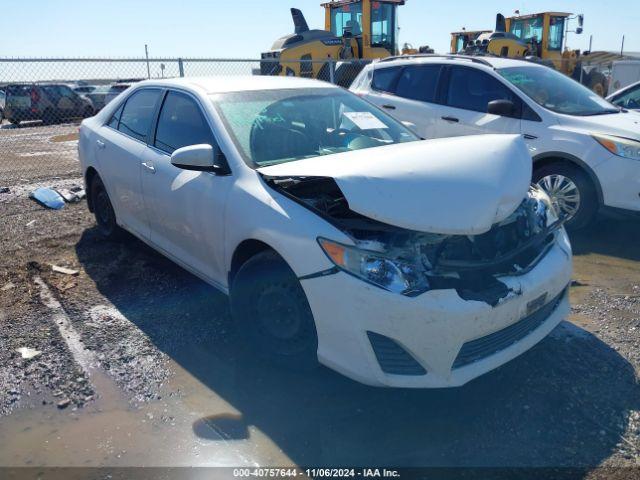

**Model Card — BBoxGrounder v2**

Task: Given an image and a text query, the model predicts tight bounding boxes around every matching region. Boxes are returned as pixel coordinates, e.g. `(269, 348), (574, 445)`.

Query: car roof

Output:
(134, 76), (338, 94)
(371, 55), (540, 71)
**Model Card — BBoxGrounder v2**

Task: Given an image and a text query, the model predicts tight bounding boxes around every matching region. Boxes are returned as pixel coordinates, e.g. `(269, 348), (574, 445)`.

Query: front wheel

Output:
(533, 162), (598, 230)
(230, 250), (319, 369)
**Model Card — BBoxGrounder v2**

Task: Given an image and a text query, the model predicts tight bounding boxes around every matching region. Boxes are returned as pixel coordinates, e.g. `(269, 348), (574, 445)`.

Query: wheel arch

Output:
(532, 152), (604, 205)
(228, 239), (281, 289)
(84, 167), (99, 212)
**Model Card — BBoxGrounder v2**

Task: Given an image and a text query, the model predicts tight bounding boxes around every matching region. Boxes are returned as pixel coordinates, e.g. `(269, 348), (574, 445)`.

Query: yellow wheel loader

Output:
(260, 0), (405, 86)
(455, 12), (608, 96)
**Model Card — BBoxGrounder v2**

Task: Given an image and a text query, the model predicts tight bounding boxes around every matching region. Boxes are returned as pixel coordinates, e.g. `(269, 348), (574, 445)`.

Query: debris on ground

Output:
(25, 220), (36, 227)
(0, 187), (9, 194)
(29, 187), (65, 210)
(51, 265), (79, 276)
(1, 282), (15, 291)
(55, 186), (86, 203)
(15, 347), (42, 360)
(56, 398), (71, 409)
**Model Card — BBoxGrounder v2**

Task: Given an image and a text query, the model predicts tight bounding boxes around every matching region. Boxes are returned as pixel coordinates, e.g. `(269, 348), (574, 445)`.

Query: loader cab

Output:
(323, 0), (403, 57)
(505, 12), (571, 57)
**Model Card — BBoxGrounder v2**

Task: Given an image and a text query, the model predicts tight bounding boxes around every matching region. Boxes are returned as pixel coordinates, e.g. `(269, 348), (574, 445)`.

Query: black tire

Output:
(83, 105), (94, 118)
(588, 71), (607, 97)
(533, 162), (599, 230)
(230, 250), (319, 369)
(42, 109), (56, 125)
(90, 175), (124, 239)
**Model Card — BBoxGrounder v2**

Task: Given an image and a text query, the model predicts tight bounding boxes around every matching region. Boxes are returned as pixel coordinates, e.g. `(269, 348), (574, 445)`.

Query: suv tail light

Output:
(30, 87), (40, 105)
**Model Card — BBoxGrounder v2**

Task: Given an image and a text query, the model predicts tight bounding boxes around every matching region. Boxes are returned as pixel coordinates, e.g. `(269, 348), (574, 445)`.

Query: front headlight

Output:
(592, 133), (640, 161)
(318, 238), (430, 296)
(529, 185), (559, 225)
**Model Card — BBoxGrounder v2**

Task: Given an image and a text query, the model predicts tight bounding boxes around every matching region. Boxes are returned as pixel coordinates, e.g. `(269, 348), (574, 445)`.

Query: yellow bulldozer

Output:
(261, 0), (407, 86)
(452, 12), (608, 96)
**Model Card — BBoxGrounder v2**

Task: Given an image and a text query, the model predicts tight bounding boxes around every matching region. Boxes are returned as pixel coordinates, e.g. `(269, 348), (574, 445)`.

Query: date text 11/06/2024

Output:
(233, 468), (401, 478)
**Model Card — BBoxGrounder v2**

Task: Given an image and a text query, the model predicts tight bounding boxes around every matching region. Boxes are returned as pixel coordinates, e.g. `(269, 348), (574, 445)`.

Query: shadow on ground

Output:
(570, 214), (640, 262)
(75, 228), (640, 468)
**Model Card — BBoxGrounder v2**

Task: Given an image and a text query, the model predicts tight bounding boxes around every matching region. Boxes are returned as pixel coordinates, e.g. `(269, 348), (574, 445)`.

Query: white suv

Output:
(352, 55), (640, 229)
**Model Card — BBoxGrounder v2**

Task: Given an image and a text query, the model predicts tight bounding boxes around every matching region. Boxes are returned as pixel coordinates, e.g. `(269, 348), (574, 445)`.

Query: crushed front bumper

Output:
(300, 231), (573, 388)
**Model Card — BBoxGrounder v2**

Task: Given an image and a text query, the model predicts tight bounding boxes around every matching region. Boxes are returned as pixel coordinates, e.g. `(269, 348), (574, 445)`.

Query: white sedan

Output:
(78, 76), (572, 387)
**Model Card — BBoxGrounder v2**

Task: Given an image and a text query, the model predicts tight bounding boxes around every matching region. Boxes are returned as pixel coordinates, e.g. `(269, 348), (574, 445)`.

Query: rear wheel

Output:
(533, 162), (598, 230)
(90, 175), (125, 239)
(83, 105), (94, 118)
(230, 250), (319, 369)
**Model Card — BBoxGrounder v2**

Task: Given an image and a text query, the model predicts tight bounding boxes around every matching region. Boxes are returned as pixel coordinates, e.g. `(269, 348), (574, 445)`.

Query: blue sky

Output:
(1, 0), (638, 58)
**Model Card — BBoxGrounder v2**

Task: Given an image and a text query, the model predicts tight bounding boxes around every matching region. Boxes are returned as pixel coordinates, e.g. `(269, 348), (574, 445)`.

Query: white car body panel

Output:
(259, 134), (532, 235)
(79, 76), (573, 387)
(353, 57), (640, 215)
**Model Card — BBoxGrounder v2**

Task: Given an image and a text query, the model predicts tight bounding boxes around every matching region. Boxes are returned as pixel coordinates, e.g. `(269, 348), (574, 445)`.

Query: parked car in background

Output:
(79, 85), (112, 113)
(104, 82), (133, 105)
(607, 80), (640, 111)
(78, 76), (572, 388)
(352, 56), (640, 229)
(72, 85), (97, 94)
(4, 83), (94, 125)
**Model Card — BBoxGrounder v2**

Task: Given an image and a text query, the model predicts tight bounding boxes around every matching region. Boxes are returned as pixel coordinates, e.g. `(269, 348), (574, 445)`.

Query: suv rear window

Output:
(6, 85), (32, 96)
(395, 65), (442, 103)
(372, 67), (401, 93)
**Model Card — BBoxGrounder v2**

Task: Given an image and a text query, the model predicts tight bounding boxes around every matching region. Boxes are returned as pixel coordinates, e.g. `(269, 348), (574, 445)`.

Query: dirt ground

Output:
(1, 124), (639, 475)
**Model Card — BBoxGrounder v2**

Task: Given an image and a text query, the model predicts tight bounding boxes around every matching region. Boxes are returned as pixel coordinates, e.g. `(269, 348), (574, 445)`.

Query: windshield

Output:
(509, 16), (543, 43)
(498, 66), (619, 116)
(212, 88), (419, 168)
(330, 1), (363, 37)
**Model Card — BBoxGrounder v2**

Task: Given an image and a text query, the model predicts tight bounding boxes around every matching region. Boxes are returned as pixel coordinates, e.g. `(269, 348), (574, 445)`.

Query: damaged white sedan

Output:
(78, 76), (572, 388)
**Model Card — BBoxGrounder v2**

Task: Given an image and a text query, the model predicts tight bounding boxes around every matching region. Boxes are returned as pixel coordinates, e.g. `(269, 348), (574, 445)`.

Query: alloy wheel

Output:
(537, 174), (581, 220)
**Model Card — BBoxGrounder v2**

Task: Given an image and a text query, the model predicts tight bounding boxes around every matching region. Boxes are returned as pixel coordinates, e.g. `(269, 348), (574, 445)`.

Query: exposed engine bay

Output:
(264, 175), (563, 306)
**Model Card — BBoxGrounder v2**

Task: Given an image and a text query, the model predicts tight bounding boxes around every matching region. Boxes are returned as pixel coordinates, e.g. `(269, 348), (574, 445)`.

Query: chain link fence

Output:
(0, 57), (370, 237)
(0, 55), (634, 238)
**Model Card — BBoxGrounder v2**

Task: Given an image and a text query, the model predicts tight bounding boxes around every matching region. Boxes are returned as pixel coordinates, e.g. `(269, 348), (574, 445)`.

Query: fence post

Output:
(329, 59), (336, 85)
(178, 58), (184, 77)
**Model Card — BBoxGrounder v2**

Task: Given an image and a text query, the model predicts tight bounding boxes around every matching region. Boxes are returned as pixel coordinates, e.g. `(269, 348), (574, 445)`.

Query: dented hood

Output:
(258, 134), (532, 235)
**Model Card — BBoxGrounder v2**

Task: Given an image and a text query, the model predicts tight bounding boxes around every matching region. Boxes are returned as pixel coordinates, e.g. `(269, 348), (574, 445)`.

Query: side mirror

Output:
(171, 144), (230, 174)
(488, 99), (517, 117)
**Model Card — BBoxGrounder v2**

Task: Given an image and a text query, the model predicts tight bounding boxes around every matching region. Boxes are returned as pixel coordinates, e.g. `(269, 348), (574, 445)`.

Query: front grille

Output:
(453, 288), (567, 370)
(367, 332), (427, 376)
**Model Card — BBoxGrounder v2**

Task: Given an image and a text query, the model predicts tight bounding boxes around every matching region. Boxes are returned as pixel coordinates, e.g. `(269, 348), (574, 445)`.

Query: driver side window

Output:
(154, 91), (214, 154)
(446, 66), (519, 114)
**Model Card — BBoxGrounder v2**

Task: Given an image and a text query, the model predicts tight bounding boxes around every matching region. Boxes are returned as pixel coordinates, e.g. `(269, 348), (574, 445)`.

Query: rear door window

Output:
(394, 65), (443, 103)
(371, 67), (401, 93)
(117, 89), (161, 142)
(446, 66), (519, 113)
(154, 91), (213, 154)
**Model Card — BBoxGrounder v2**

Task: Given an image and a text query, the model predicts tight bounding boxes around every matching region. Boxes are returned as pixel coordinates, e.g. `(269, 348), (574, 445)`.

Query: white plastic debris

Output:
(51, 265), (79, 276)
(16, 347), (42, 360)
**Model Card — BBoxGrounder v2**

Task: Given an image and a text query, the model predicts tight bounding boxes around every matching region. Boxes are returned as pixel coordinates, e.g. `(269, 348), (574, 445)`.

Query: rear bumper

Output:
(300, 230), (573, 388)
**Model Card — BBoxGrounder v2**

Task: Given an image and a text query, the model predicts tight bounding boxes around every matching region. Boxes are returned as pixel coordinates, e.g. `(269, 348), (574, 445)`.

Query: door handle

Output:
(382, 104), (396, 110)
(441, 116), (460, 123)
(141, 162), (156, 174)
(96, 139), (106, 149)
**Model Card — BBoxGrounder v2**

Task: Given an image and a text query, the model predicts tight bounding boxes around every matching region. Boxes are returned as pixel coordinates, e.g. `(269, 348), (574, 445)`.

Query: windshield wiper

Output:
(581, 109), (620, 116)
